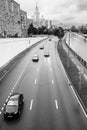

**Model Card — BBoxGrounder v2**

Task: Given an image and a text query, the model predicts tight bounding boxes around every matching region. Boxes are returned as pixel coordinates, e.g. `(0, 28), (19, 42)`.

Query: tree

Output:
(27, 23), (34, 36)
(54, 27), (65, 39)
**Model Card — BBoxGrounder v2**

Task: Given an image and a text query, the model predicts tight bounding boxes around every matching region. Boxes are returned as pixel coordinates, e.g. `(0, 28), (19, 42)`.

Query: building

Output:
(13, 0), (21, 37)
(0, 0), (21, 37)
(33, 2), (40, 28)
(20, 9), (27, 37)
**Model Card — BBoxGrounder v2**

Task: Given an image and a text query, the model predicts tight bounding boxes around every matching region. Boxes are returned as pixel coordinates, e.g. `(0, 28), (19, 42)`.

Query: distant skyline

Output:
(16, 0), (87, 26)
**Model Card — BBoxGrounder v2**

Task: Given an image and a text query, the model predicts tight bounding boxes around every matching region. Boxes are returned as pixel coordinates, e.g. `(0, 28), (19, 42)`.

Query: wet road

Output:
(0, 37), (87, 130)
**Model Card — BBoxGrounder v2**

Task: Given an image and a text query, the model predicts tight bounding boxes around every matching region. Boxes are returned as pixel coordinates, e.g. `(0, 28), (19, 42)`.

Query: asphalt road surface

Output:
(0, 37), (87, 130)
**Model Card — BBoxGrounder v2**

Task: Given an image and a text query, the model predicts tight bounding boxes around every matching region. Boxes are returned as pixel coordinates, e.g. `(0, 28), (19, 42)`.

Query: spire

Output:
(36, 1), (38, 9)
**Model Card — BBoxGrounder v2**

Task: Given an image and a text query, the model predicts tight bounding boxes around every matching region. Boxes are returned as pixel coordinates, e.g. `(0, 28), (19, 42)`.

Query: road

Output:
(0, 37), (87, 130)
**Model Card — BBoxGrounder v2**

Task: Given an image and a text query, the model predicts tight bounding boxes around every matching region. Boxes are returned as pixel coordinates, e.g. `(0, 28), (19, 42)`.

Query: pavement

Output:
(0, 37), (87, 130)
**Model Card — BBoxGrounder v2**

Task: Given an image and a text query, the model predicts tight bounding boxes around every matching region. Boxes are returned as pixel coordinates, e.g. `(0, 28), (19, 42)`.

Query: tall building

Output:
(33, 2), (40, 28)
(0, 0), (21, 37)
(20, 9), (27, 37)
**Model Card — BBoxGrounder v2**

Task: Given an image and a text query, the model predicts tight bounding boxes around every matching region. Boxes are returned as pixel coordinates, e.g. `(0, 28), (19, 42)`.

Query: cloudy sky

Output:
(16, 0), (87, 26)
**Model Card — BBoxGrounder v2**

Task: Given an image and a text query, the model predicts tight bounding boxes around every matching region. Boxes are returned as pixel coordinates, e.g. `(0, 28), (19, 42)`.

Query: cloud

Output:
(77, 0), (87, 11)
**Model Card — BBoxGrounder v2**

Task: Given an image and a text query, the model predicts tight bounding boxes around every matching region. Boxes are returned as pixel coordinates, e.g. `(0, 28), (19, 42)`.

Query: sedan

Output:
(4, 93), (24, 119)
(40, 46), (44, 49)
(32, 55), (39, 62)
(44, 51), (50, 57)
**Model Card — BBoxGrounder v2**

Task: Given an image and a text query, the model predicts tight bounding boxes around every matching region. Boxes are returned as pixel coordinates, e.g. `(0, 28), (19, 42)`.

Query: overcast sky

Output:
(16, 0), (87, 26)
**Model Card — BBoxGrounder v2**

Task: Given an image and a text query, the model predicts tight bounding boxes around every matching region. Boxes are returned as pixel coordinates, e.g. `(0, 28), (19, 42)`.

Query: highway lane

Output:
(0, 37), (87, 129)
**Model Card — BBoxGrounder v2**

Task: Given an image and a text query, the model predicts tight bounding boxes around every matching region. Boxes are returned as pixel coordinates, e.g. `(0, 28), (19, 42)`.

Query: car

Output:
(4, 93), (24, 119)
(44, 51), (50, 57)
(49, 39), (51, 41)
(32, 55), (39, 62)
(40, 46), (44, 49)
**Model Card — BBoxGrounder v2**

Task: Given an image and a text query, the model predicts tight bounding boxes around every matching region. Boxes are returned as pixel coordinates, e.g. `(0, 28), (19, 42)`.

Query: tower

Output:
(34, 2), (40, 27)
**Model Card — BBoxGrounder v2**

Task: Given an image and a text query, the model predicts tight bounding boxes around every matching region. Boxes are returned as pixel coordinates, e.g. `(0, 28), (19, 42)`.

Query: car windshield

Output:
(7, 100), (18, 106)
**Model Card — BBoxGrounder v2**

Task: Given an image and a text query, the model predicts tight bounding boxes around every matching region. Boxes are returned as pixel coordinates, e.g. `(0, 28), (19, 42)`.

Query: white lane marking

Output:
(70, 85), (87, 118)
(9, 93), (12, 96)
(52, 80), (54, 85)
(37, 68), (39, 72)
(0, 111), (2, 115)
(3, 103), (6, 106)
(11, 89), (14, 92)
(13, 61), (29, 89)
(0, 71), (9, 80)
(1, 107), (4, 111)
(35, 79), (37, 85)
(30, 100), (33, 111)
(55, 100), (58, 109)
(8, 96), (10, 99)
(6, 99), (8, 103)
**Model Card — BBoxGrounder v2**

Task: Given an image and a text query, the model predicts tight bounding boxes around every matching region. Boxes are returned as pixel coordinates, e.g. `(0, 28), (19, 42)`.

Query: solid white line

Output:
(55, 100), (58, 109)
(52, 80), (54, 85)
(13, 61), (29, 89)
(30, 100), (33, 111)
(70, 85), (87, 118)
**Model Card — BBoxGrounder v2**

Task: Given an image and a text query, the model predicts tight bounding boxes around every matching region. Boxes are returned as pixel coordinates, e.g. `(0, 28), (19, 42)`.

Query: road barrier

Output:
(64, 40), (87, 69)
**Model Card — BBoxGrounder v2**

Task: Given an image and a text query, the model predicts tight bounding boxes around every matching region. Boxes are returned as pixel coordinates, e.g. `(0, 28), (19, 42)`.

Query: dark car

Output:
(4, 93), (24, 119)
(49, 39), (51, 41)
(44, 51), (50, 57)
(40, 46), (44, 49)
(32, 55), (39, 62)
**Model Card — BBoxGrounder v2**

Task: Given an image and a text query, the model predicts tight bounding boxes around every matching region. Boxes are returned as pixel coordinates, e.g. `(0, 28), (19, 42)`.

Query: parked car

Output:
(4, 93), (24, 119)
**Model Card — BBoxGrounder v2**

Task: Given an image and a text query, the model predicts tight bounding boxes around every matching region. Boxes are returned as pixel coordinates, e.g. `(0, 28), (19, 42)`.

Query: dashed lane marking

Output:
(1, 107), (4, 111)
(52, 80), (54, 85)
(55, 100), (58, 109)
(30, 100), (33, 111)
(35, 79), (37, 85)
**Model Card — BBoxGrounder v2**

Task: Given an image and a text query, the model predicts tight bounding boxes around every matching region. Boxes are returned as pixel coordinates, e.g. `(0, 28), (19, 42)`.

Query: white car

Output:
(32, 55), (39, 62)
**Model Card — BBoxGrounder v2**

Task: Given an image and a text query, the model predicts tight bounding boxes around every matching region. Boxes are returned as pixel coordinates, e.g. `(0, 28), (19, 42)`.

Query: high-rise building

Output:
(33, 2), (40, 28)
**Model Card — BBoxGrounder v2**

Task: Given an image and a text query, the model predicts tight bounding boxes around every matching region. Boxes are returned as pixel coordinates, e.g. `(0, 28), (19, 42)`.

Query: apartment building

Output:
(20, 9), (27, 37)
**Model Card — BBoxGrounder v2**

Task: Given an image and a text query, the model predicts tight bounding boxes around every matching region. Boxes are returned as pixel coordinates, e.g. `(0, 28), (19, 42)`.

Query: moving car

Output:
(44, 51), (50, 57)
(4, 93), (24, 119)
(40, 46), (44, 49)
(49, 39), (51, 41)
(32, 55), (39, 62)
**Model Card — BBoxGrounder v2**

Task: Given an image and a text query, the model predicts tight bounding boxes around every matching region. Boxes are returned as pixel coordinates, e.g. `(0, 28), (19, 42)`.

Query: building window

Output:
(5, 0), (8, 11)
